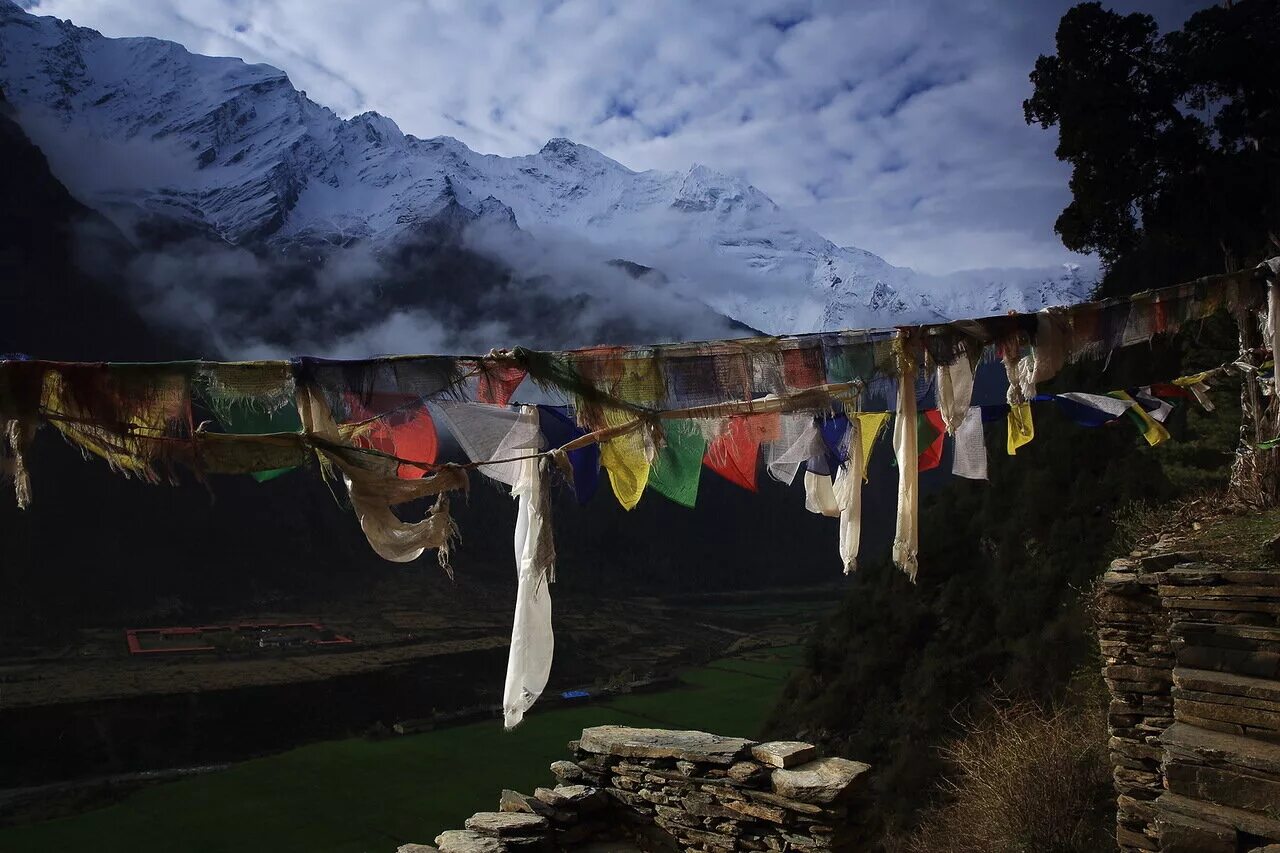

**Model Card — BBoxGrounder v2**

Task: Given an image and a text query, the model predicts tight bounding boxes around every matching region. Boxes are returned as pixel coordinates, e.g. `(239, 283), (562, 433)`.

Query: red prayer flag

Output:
(703, 415), (761, 492)
(344, 393), (439, 479)
(476, 365), (527, 406)
(782, 345), (825, 390)
(918, 409), (946, 472)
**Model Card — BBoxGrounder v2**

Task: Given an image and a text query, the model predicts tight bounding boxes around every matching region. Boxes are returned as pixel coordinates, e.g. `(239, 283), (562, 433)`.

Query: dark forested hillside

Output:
(768, 0), (1277, 832)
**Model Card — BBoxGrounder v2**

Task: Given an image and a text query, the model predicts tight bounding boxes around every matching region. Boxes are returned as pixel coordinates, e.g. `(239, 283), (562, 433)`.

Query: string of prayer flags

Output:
(647, 419), (706, 508)
(1007, 403), (1035, 455)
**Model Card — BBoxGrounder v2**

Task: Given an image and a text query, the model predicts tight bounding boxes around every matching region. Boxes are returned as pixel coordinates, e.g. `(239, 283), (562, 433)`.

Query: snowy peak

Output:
(0, 2), (1095, 336)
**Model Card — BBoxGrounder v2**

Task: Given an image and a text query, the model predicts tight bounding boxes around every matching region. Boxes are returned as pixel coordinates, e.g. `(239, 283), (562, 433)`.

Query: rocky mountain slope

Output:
(0, 0), (1093, 344)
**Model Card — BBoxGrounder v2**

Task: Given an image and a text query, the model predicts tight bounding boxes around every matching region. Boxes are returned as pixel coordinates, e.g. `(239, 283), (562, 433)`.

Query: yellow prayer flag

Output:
(1006, 403), (1034, 455)
(599, 410), (650, 510)
(1109, 391), (1171, 446)
(853, 412), (890, 480)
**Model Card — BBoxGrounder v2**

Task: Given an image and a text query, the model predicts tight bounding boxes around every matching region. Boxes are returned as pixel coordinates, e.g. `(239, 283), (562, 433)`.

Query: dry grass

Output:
(888, 695), (1113, 853)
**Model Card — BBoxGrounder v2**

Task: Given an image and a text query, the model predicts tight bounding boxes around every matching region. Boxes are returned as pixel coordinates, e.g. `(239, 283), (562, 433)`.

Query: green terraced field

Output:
(0, 647), (801, 853)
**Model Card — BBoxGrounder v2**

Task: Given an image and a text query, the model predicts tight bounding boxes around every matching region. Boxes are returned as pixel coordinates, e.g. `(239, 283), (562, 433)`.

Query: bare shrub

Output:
(889, 697), (1113, 853)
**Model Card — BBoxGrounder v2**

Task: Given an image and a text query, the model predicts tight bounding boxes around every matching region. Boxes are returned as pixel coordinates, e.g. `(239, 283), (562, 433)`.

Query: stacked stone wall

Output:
(1098, 541), (1280, 853)
(398, 725), (873, 853)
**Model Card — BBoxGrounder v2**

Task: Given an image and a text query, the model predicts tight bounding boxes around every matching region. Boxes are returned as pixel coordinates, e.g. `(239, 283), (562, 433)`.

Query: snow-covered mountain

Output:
(0, 0), (1094, 337)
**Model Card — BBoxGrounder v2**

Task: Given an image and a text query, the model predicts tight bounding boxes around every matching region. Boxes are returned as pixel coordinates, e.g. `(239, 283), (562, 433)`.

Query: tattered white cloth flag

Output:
(1134, 388), (1174, 423)
(503, 405), (555, 730)
(892, 356), (920, 581)
(936, 359), (975, 435)
(1057, 392), (1133, 420)
(435, 401), (541, 486)
(952, 407), (988, 481)
(804, 468), (840, 517)
(834, 417), (865, 574)
(767, 413), (824, 485)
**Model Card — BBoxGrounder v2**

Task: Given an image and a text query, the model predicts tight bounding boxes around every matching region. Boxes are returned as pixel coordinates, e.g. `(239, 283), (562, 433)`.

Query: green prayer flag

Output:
(215, 401), (304, 482)
(889, 413), (939, 469)
(647, 420), (707, 508)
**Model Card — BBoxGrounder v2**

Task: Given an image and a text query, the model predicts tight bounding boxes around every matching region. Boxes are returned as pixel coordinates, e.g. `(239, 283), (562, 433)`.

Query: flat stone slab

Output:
(578, 725), (753, 765)
(434, 830), (503, 853)
(752, 741), (817, 769)
(463, 811), (550, 837)
(771, 757), (871, 804)
(397, 846), (439, 853)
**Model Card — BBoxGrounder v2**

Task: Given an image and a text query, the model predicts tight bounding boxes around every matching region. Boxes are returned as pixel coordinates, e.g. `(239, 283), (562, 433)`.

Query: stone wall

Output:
(1098, 540), (1280, 852)
(398, 726), (873, 853)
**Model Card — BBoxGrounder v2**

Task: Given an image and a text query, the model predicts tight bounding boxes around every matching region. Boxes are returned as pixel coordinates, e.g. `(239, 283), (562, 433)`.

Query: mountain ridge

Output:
(0, 0), (1095, 340)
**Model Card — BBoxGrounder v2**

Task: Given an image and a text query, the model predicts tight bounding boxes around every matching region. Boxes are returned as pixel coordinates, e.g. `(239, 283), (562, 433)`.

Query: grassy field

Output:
(0, 646), (801, 853)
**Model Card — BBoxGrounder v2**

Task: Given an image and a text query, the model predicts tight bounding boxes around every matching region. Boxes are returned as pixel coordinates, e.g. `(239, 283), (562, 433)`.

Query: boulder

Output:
(751, 741), (817, 769)
(771, 758), (871, 804)
(549, 760), (583, 781)
(434, 830), (504, 853)
(578, 725), (753, 765)
(728, 760), (769, 786)
(462, 811), (550, 838)
(499, 789), (555, 817)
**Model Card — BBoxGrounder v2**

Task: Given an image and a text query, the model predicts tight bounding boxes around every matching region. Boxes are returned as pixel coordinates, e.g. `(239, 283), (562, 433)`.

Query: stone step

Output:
(1175, 646), (1280, 680)
(1175, 623), (1280, 645)
(1163, 721), (1280, 776)
(1175, 697), (1280, 732)
(1158, 791), (1280, 841)
(462, 811), (550, 838)
(578, 726), (753, 766)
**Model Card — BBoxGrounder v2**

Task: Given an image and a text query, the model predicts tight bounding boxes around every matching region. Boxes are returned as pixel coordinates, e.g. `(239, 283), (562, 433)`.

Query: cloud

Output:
(26, 0), (1203, 275)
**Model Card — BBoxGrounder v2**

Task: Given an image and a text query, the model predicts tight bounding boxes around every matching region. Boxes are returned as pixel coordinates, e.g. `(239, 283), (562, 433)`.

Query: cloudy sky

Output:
(24, 0), (1203, 275)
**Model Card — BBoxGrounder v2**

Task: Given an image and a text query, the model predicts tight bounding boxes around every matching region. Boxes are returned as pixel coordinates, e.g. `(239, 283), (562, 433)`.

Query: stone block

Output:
(751, 741), (817, 769)
(1154, 810), (1236, 853)
(549, 760), (582, 781)
(727, 760), (769, 786)
(434, 830), (504, 853)
(771, 757), (870, 804)
(499, 790), (555, 818)
(722, 798), (787, 824)
(578, 726), (753, 765)
(463, 811), (550, 838)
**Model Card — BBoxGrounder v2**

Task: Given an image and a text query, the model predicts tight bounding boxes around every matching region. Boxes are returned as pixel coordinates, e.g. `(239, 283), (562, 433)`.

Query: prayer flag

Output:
(918, 409), (945, 472)
(647, 420), (706, 508)
(215, 400), (304, 482)
(1110, 391), (1171, 446)
(536, 406), (600, 505)
(952, 407), (987, 480)
(1007, 402), (1034, 455)
(704, 415), (761, 492)
(599, 410), (649, 510)
(346, 393), (439, 479)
